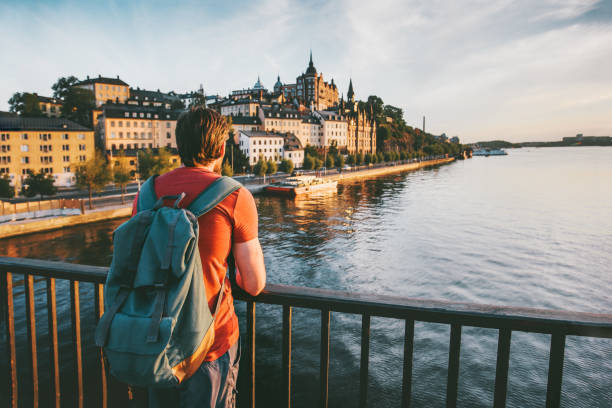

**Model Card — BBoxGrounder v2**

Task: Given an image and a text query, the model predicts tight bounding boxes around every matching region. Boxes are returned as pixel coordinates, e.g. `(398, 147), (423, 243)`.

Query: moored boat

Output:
(265, 175), (338, 196)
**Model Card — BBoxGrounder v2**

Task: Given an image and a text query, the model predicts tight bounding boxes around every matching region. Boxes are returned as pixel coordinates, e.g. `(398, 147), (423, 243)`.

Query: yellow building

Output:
(35, 95), (63, 117)
(97, 103), (182, 152)
(75, 75), (130, 107)
(0, 117), (95, 191)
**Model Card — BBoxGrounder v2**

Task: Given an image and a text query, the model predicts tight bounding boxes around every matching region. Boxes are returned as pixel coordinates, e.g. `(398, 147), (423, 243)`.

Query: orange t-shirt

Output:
(131, 166), (258, 361)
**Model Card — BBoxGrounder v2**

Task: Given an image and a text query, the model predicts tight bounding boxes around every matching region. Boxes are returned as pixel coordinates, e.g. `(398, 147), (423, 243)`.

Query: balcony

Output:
(1, 257), (611, 408)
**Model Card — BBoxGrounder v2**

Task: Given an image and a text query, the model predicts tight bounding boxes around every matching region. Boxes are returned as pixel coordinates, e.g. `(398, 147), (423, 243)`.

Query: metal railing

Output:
(1, 257), (611, 408)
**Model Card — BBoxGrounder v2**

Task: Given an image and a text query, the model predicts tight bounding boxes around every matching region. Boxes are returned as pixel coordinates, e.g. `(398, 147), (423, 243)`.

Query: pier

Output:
(2, 257), (611, 407)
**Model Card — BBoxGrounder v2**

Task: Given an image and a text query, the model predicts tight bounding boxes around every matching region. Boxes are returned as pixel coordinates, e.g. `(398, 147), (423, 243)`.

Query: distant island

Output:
(472, 134), (612, 149)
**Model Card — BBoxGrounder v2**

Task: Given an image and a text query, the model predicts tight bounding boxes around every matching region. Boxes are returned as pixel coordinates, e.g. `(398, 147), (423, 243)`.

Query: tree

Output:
(138, 148), (177, 180)
(365, 153), (372, 164)
(347, 154), (356, 165)
(8, 93), (45, 117)
(266, 159), (277, 175)
(356, 152), (365, 165)
(0, 175), (15, 199)
(52, 76), (80, 99)
(303, 155), (315, 170)
(75, 152), (112, 209)
(112, 150), (131, 204)
(314, 158), (324, 170)
(253, 156), (268, 176)
(366, 95), (385, 123)
(279, 159), (294, 174)
(61, 87), (95, 127)
(221, 160), (233, 176)
(325, 155), (335, 168)
(21, 171), (57, 199)
(337, 155), (345, 168)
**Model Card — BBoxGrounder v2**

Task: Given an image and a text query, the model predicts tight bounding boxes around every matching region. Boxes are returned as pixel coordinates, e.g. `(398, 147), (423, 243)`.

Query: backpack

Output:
(94, 175), (242, 387)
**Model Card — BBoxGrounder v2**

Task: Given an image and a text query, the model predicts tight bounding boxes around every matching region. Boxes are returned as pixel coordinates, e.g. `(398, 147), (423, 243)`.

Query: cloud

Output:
(0, 0), (610, 142)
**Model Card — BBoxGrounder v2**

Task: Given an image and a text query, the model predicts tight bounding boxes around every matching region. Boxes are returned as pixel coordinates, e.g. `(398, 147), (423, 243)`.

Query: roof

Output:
(24, 94), (62, 104)
(0, 117), (91, 131)
(100, 104), (184, 120)
(0, 111), (18, 118)
(77, 75), (129, 86)
(239, 130), (284, 139)
(317, 111), (345, 121)
(130, 88), (180, 103)
(231, 116), (262, 125)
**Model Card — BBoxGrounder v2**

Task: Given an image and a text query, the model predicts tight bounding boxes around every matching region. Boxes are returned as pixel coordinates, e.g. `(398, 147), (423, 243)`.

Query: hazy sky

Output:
(1, 0), (611, 142)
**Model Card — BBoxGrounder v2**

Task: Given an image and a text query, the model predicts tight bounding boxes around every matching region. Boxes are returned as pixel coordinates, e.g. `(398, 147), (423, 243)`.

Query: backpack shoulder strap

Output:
(187, 176), (242, 218)
(137, 176), (158, 212)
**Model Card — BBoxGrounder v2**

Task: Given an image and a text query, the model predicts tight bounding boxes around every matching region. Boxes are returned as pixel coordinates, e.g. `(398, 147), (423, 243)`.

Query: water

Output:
(1, 146), (611, 407)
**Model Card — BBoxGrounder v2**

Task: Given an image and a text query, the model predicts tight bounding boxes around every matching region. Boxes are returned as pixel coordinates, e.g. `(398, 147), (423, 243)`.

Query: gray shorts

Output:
(149, 339), (241, 408)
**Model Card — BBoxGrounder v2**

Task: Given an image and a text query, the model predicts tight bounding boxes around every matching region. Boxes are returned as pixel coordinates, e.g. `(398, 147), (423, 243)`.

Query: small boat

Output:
(472, 148), (508, 156)
(265, 176), (338, 196)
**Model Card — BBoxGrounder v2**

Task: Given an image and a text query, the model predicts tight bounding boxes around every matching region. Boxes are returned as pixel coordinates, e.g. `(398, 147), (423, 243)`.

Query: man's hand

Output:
(233, 238), (266, 296)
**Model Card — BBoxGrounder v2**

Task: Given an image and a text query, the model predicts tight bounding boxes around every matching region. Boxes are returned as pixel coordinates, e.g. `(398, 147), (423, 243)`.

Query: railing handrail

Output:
(2, 256), (610, 338)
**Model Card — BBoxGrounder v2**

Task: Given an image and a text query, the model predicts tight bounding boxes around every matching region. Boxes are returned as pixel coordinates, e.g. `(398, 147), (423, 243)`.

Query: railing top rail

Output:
(2, 256), (611, 338)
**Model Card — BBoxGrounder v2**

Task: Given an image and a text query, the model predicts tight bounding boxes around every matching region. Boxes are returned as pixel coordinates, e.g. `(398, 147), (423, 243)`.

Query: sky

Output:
(1, 0), (611, 143)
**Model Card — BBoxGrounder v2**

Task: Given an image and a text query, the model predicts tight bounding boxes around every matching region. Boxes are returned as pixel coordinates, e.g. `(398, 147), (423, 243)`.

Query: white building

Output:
(314, 111), (348, 148)
(238, 130), (285, 166)
(220, 99), (260, 117)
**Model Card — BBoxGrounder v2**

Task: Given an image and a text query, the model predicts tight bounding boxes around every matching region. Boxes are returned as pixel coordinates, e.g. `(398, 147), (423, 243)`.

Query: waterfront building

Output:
(238, 130), (285, 166)
(229, 116), (262, 143)
(313, 110), (348, 148)
(283, 133), (305, 168)
(336, 80), (376, 154)
(96, 103), (182, 152)
(0, 117), (94, 190)
(282, 52), (339, 110)
(220, 99), (260, 117)
(75, 75), (130, 107)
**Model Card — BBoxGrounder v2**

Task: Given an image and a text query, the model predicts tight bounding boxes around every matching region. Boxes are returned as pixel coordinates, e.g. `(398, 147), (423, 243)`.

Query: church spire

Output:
(347, 78), (355, 102)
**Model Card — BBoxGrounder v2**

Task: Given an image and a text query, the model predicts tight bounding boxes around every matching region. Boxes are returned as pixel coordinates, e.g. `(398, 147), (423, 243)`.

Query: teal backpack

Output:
(95, 175), (242, 387)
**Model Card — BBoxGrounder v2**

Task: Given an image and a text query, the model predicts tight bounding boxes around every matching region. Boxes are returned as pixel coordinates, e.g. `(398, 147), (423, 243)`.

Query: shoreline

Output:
(0, 157), (455, 239)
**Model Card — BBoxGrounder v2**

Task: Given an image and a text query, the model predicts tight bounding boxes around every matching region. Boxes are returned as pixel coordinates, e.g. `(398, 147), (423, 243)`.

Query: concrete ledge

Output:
(327, 157), (455, 182)
(0, 206), (132, 239)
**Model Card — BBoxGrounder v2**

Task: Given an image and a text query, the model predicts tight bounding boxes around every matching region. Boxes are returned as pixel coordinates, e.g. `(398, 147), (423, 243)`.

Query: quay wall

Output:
(326, 157), (455, 183)
(0, 158), (455, 239)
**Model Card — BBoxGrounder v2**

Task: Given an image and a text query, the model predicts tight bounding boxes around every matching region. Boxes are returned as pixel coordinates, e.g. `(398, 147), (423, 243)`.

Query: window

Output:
(118, 121), (123, 127)
(140, 113), (144, 118)
(111, 132), (116, 139)
(111, 121), (115, 127)
(127, 132), (131, 138)
(119, 132), (123, 138)
(63, 166), (71, 173)
(79, 155), (86, 162)
(0, 134), (9, 141)
(124, 112), (129, 118)
(62, 144), (69, 151)
(127, 144), (132, 149)
(78, 134), (85, 140)
(166, 122), (171, 128)
(1, 145), (10, 152)
(21, 145), (29, 152)
(21, 133), (28, 140)
(148, 122), (152, 128)
(166, 132), (171, 139)
(132, 113), (137, 118)
(21, 157), (29, 164)
(79, 144), (86, 151)
(63, 155), (70, 162)
(126, 121), (131, 128)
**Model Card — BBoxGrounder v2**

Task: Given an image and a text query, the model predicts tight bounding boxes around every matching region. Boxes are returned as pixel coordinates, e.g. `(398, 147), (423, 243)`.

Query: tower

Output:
(347, 78), (354, 103)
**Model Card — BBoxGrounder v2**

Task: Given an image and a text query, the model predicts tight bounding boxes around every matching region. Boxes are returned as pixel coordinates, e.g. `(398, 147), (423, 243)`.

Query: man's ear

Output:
(219, 141), (226, 159)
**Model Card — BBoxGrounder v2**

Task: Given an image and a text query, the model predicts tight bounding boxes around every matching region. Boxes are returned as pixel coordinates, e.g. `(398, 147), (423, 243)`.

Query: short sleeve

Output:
(232, 187), (258, 243)
(131, 193), (139, 216)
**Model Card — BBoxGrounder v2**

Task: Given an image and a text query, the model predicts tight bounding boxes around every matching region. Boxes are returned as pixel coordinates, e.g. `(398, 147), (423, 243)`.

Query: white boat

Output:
(472, 148), (508, 156)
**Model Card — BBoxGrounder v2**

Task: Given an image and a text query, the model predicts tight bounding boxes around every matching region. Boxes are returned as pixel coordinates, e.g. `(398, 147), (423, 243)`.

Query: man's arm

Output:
(233, 237), (266, 296)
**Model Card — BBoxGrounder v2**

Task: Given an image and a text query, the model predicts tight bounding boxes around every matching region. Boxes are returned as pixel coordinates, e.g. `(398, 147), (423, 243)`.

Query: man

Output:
(133, 107), (266, 407)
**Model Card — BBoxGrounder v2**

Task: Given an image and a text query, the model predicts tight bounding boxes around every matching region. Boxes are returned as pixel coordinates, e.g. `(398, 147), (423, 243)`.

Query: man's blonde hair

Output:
(175, 106), (229, 166)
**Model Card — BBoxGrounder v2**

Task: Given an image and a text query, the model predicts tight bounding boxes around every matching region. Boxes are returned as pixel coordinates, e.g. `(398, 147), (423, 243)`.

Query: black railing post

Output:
(282, 305), (292, 408)
(246, 301), (256, 408)
(46, 277), (61, 408)
(545, 333), (566, 408)
(446, 324), (462, 408)
(3, 271), (18, 408)
(70, 280), (84, 408)
(494, 328), (512, 407)
(25, 274), (39, 408)
(320, 309), (331, 408)
(402, 320), (415, 408)
(359, 314), (371, 408)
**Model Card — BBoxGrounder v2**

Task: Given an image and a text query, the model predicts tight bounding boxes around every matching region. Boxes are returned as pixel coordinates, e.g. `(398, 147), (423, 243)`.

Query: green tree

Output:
(52, 76), (80, 99)
(347, 154), (356, 166)
(138, 148), (177, 180)
(325, 155), (335, 168)
(21, 171), (57, 199)
(266, 159), (277, 175)
(62, 87), (95, 126)
(0, 175), (15, 199)
(223, 137), (249, 174)
(279, 159), (294, 174)
(337, 154), (345, 168)
(366, 95), (385, 123)
(356, 152), (364, 165)
(314, 158), (324, 170)
(221, 160), (233, 176)
(8, 93), (45, 117)
(303, 155), (315, 170)
(253, 155), (268, 176)
(304, 145), (320, 160)
(112, 150), (131, 204)
(75, 152), (112, 209)
(365, 153), (372, 164)
(377, 152), (385, 163)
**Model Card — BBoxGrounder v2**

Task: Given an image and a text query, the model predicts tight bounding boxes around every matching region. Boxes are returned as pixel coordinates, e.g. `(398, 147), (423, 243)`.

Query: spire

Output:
(306, 50), (316, 75)
(347, 78), (355, 102)
(309, 49), (313, 65)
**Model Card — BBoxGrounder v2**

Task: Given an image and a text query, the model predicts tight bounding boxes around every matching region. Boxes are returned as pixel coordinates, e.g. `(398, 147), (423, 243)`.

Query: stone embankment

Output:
(0, 157), (455, 238)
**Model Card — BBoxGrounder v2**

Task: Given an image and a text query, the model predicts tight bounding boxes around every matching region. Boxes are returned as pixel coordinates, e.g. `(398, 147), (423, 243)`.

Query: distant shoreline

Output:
(473, 138), (612, 149)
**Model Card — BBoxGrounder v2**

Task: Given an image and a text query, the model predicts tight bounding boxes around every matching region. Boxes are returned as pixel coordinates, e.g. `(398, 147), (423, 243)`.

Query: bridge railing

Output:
(1, 257), (611, 408)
